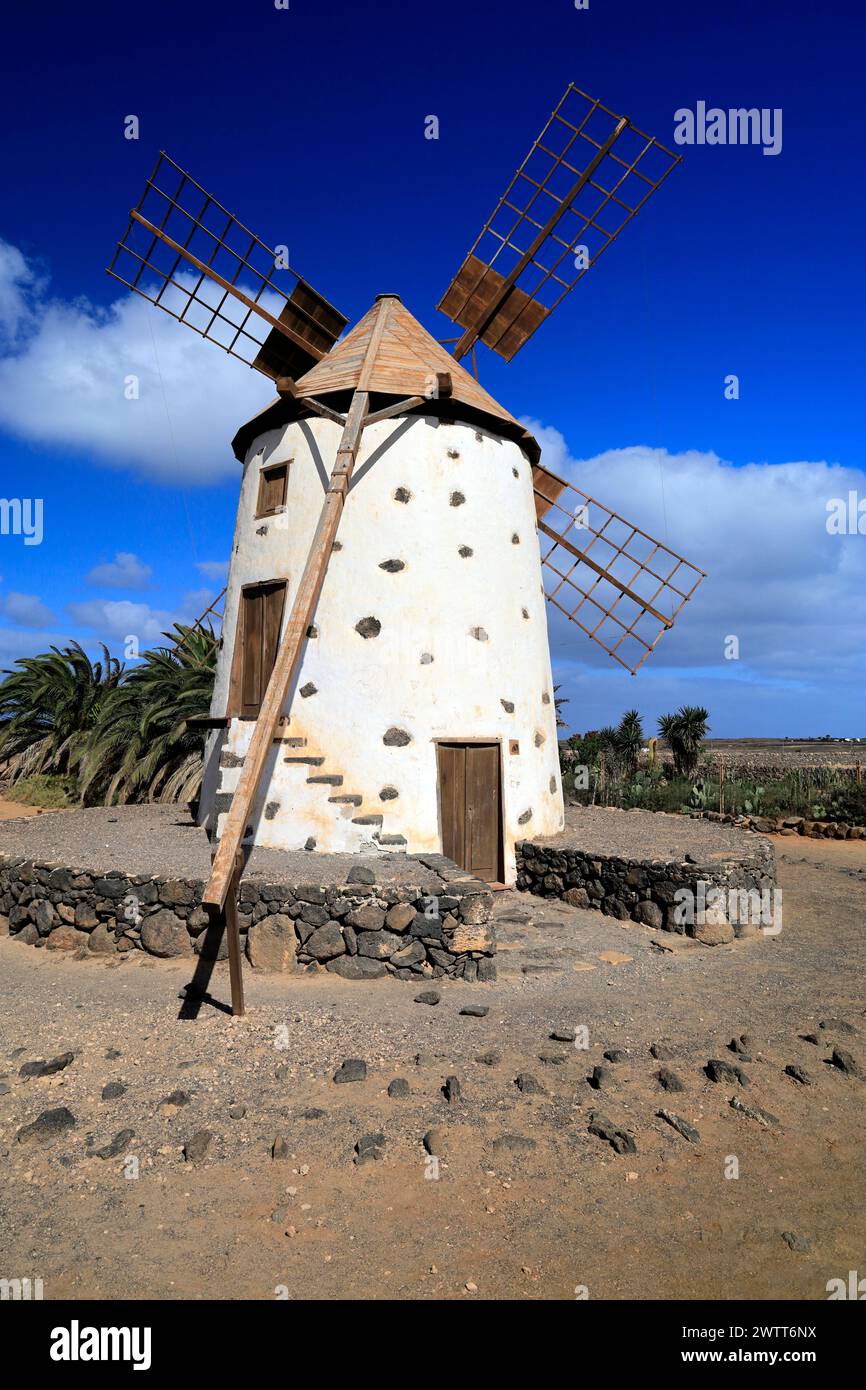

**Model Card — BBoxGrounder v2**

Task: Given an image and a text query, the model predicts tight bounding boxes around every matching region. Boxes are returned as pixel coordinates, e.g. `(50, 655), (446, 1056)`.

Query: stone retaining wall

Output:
(691, 811), (865, 838)
(515, 836), (777, 943)
(0, 855), (496, 981)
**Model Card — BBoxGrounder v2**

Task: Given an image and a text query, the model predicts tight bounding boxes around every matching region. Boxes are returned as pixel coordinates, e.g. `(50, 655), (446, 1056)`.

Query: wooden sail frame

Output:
(533, 463), (706, 675)
(437, 84), (681, 362)
(106, 151), (347, 380)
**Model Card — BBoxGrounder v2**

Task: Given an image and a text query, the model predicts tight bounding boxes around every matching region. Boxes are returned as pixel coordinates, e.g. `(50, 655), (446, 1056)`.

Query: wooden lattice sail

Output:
(533, 464), (705, 674)
(437, 84), (681, 362)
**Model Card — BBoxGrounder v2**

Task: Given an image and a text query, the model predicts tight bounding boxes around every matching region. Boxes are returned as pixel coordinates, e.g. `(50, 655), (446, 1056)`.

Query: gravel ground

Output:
(0, 803), (764, 882)
(0, 806), (442, 888)
(531, 803), (763, 862)
(0, 833), (863, 1301)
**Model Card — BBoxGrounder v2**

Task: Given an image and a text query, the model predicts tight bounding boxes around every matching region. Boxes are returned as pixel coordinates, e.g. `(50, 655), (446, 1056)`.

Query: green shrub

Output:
(3, 774), (77, 808)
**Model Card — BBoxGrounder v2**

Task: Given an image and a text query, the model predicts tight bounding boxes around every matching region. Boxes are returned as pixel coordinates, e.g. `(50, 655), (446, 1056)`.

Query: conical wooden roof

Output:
(232, 295), (540, 463)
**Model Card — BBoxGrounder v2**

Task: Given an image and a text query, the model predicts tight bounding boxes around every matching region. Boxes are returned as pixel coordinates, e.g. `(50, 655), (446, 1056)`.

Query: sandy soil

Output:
(0, 799), (44, 821)
(0, 804), (441, 886)
(0, 833), (863, 1302)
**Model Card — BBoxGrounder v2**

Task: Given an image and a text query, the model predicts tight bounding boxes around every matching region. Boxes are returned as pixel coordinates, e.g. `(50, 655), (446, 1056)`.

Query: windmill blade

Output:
(438, 85), (681, 363)
(107, 152), (347, 380)
(533, 463), (705, 676)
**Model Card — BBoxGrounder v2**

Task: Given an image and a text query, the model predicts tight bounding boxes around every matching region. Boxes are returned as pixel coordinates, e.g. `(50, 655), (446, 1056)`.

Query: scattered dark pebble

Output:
(730, 1096), (779, 1128)
(415, 991), (441, 1007)
(388, 1078), (410, 1099)
(781, 1231), (811, 1252)
(475, 1051), (501, 1067)
(355, 1131), (386, 1164)
(657, 1109), (700, 1144)
(460, 1005), (489, 1018)
(604, 1049), (628, 1064)
(19, 1052), (75, 1079)
(830, 1047), (861, 1077)
(423, 1127), (447, 1157)
(183, 1130), (214, 1164)
(657, 1067), (685, 1093)
(588, 1112), (636, 1155)
(515, 1073), (545, 1095)
(443, 1075), (461, 1103)
(333, 1059), (367, 1084)
(95, 1127), (135, 1159)
(785, 1064), (812, 1085)
(228, 1103), (246, 1120)
(589, 1065), (612, 1091)
(159, 1089), (190, 1109)
(490, 1133), (535, 1155)
(17, 1107), (76, 1146)
(101, 1081), (126, 1101)
(550, 1029), (575, 1043)
(706, 1058), (749, 1087)
(271, 1135), (290, 1160)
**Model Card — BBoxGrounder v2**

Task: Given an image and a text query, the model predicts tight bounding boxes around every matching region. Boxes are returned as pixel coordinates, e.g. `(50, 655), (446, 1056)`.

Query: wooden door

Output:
(437, 742), (502, 882)
(234, 581), (287, 718)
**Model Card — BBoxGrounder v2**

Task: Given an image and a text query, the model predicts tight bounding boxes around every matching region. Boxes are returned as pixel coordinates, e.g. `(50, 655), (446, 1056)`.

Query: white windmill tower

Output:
(107, 86), (705, 1012)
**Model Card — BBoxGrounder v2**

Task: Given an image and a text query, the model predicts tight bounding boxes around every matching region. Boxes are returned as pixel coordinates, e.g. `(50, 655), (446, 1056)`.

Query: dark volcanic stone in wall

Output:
(1, 846), (497, 981)
(383, 728), (412, 746)
(514, 835), (776, 943)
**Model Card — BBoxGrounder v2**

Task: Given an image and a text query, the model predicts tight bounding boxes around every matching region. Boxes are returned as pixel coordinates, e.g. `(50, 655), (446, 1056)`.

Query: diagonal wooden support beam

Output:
(202, 297), (393, 917)
(276, 376), (347, 427)
(363, 395), (426, 426)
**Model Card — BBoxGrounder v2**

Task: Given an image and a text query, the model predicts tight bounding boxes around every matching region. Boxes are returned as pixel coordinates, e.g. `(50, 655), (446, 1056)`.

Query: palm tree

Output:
(614, 708), (644, 775)
(657, 705), (710, 778)
(553, 683), (569, 729)
(0, 642), (122, 784)
(80, 623), (217, 805)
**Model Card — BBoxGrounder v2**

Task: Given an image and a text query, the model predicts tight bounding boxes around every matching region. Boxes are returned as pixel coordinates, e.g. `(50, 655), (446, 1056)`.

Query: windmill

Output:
(107, 84), (705, 1014)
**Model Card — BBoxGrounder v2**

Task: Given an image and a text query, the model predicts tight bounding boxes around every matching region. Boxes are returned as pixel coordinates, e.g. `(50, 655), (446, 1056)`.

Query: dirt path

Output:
(0, 833), (863, 1301)
(0, 799), (44, 820)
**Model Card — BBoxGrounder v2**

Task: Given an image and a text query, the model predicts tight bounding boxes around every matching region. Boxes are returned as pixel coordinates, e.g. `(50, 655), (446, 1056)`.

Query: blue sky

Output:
(0, 0), (864, 736)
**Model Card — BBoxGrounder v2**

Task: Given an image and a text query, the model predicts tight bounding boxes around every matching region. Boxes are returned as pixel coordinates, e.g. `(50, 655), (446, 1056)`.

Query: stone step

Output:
(376, 833), (407, 846)
(284, 756), (325, 767)
(353, 814), (383, 826)
(308, 773), (343, 786)
(276, 736), (307, 747)
(329, 793), (362, 806)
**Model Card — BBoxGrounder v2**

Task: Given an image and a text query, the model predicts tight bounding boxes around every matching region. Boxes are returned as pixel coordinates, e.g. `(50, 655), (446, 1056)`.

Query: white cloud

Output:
(522, 424), (866, 735)
(0, 590), (56, 627)
(66, 599), (180, 646)
(0, 240), (44, 346)
(66, 587), (217, 651)
(86, 551), (152, 590)
(0, 238), (269, 484)
(196, 559), (229, 582)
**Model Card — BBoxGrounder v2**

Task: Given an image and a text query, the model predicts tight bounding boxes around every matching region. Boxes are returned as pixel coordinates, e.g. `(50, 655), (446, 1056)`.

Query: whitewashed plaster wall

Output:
(199, 411), (564, 882)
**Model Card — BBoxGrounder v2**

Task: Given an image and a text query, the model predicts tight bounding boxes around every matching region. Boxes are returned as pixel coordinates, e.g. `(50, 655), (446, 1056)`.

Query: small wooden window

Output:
(230, 580), (287, 718)
(256, 461), (289, 517)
